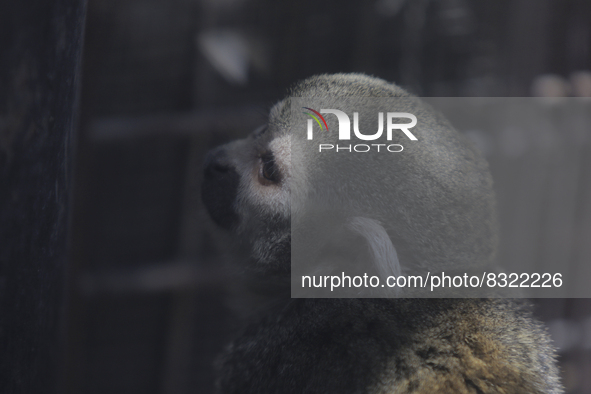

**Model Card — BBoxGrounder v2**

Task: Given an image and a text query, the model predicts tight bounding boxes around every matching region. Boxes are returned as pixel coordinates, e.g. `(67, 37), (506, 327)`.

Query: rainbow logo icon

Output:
(302, 107), (329, 132)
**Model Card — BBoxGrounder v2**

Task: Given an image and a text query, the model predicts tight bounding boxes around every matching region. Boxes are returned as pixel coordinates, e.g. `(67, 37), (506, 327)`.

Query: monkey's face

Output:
(202, 74), (498, 280)
(202, 119), (293, 273)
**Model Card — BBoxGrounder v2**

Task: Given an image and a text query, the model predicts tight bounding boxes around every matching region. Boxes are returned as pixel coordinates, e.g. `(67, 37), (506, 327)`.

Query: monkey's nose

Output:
(201, 147), (240, 229)
(203, 148), (233, 178)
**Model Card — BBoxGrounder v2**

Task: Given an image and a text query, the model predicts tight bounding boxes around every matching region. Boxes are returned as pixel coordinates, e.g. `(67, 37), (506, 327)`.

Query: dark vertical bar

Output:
(0, 1), (87, 393)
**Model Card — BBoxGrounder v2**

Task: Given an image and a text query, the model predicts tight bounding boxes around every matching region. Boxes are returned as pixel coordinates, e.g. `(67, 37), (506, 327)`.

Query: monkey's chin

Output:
(248, 235), (291, 276)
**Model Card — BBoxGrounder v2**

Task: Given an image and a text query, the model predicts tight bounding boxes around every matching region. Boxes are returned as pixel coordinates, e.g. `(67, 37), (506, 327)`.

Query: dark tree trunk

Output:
(0, 1), (86, 393)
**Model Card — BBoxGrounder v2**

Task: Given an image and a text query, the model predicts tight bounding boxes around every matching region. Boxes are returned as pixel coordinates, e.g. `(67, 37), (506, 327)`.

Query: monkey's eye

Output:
(258, 153), (280, 185)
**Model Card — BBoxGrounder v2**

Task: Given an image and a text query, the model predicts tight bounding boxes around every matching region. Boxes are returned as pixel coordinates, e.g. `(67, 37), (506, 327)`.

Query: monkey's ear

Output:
(346, 217), (401, 280)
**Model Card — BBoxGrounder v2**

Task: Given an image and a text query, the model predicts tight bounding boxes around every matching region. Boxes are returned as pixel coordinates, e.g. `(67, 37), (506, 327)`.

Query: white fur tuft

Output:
(346, 217), (401, 279)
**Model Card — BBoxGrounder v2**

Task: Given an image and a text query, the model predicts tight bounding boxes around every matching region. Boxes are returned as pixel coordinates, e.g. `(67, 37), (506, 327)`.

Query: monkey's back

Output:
(216, 298), (562, 394)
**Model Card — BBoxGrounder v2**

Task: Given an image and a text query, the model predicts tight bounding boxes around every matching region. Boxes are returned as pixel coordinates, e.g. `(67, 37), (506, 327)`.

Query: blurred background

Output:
(1, 0), (591, 393)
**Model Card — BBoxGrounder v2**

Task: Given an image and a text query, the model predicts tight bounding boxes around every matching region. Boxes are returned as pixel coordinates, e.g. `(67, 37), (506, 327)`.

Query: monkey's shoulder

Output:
(217, 299), (561, 394)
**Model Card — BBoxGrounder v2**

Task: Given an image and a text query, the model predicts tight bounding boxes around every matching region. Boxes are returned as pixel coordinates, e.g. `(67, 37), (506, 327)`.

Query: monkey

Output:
(201, 74), (563, 393)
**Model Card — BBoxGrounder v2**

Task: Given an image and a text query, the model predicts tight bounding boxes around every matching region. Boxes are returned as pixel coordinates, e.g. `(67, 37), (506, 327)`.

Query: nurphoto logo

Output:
(302, 107), (417, 153)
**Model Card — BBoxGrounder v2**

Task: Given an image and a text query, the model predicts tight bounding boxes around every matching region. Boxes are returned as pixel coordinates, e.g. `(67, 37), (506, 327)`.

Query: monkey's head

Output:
(202, 74), (497, 283)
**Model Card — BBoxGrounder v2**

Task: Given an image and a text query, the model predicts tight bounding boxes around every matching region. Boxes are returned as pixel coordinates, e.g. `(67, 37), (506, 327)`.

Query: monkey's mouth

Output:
(201, 147), (240, 230)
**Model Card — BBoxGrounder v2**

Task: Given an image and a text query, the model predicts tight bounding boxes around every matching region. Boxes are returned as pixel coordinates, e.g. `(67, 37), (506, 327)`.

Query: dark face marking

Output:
(201, 146), (240, 229)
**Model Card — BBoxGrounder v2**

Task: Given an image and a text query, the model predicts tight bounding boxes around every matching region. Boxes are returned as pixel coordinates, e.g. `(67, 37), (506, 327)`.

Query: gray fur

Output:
(201, 74), (563, 393)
